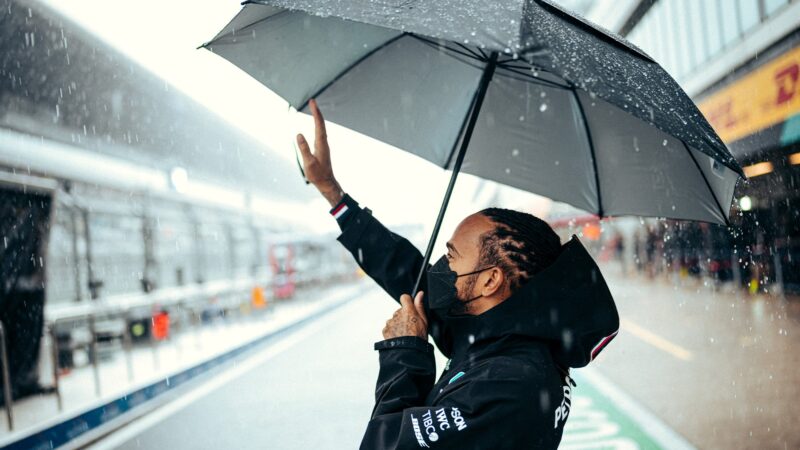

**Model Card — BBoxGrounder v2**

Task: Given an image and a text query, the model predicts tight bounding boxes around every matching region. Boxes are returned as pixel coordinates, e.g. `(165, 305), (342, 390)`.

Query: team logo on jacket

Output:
(410, 414), (430, 448)
(411, 408), (468, 447)
(553, 376), (573, 428)
(422, 410), (440, 442)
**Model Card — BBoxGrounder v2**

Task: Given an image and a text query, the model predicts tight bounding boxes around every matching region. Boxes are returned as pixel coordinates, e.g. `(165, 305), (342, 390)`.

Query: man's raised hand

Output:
(296, 98), (343, 207)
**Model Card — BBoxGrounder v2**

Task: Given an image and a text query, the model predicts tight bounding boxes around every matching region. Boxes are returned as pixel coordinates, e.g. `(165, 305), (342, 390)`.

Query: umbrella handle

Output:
(412, 52), (499, 296)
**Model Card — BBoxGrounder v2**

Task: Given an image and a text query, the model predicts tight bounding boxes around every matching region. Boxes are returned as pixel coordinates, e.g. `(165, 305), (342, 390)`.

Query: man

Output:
(297, 99), (620, 449)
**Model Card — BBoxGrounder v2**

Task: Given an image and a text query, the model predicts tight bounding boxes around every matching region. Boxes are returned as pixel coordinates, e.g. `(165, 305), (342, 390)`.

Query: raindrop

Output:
(519, 115), (525, 121)
(468, 334), (475, 344)
(554, 160), (560, 166)
(504, 168), (511, 174)
(539, 103), (548, 112)
(662, 139), (668, 146)
(540, 91), (546, 98)
(511, 148), (519, 157)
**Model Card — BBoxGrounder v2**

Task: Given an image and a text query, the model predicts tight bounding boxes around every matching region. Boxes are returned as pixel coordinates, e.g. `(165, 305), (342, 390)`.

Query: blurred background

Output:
(0, 1), (798, 449)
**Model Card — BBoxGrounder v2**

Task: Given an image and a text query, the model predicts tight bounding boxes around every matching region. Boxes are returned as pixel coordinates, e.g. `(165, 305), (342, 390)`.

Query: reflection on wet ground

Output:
(595, 263), (799, 450)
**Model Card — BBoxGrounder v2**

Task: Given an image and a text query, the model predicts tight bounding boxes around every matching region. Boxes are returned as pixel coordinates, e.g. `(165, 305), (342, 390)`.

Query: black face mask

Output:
(426, 255), (496, 315)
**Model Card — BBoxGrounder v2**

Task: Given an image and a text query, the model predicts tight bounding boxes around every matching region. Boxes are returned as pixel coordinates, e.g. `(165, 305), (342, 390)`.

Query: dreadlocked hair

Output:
(477, 208), (562, 293)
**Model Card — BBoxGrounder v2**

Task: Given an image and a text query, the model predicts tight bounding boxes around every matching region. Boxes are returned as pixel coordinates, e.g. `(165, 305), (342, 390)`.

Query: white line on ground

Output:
(579, 367), (698, 450)
(85, 297), (354, 450)
(621, 319), (694, 361)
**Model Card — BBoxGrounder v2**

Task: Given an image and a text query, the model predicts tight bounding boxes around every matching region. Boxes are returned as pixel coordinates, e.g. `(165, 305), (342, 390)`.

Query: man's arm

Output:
(371, 336), (436, 418)
(296, 99), (449, 354)
(371, 292), (434, 419)
(331, 195), (429, 303)
(330, 194), (454, 355)
(295, 99), (429, 300)
(367, 298), (560, 450)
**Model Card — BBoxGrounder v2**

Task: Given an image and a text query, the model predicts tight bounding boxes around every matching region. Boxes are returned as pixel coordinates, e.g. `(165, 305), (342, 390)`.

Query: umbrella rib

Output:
(408, 36), (487, 71)
(408, 34), (485, 62)
(455, 42), (487, 61)
(199, 8), (291, 49)
(499, 62), (547, 72)
(571, 90), (604, 217)
(495, 66), (572, 90)
(497, 62), (572, 86)
(682, 141), (731, 227)
(298, 33), (407, 111)
(497, 59), (553, 74)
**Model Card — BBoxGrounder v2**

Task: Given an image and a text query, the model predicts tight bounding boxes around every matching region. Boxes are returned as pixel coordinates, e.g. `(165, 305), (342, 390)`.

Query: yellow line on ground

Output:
(621, 319), (694, 361)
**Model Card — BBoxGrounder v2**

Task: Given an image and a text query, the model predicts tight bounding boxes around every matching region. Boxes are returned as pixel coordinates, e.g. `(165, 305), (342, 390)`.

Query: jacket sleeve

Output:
(371, 337), (436, 418)
(360, 356), (550, 450)
(334, 194), (429, 302)
(332, 194), (450, 354)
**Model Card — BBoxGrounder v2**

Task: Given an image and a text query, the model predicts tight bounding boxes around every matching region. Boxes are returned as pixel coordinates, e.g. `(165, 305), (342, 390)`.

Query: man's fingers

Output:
(399, 294), (413, 310)
(296, 133), (314, 162)
(309, 99), (331, 167)
(309, 98), (328, 140)
(414, 291), (427, 321)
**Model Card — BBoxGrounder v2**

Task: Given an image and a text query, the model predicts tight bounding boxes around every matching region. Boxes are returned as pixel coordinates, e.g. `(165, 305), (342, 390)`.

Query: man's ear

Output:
(482, 267), (505, 297)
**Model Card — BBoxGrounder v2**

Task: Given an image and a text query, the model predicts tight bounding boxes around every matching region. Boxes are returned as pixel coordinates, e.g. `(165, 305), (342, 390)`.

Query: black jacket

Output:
(333, 195), (619, 449)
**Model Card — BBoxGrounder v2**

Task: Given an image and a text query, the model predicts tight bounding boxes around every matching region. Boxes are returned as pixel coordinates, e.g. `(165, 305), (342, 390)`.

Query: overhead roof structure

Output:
(0, 0), (311, 202)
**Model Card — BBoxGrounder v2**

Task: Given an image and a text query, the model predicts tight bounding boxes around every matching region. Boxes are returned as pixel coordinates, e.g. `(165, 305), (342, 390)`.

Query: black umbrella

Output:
(202, 0), (744, 294)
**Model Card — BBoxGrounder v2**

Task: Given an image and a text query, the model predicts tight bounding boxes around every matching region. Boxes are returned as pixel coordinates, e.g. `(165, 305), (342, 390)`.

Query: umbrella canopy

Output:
(203, 0), (744, 227)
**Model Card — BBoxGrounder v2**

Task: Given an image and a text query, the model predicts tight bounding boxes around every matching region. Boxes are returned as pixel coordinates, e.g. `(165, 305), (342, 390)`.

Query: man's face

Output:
(444, 213), (496, 310)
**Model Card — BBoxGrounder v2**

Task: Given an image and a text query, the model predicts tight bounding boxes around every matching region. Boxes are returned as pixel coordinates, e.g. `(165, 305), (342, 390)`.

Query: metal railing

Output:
(0, 270), (356, 432)
(0, 322), (13, 431)
(0, 276), (268, 432)
(45, 281), (259, 409)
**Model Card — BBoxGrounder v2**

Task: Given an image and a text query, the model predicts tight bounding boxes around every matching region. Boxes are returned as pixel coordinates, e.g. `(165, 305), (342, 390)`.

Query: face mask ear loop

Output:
(456, 265), (496, 278)
(460, 267), (496, 305)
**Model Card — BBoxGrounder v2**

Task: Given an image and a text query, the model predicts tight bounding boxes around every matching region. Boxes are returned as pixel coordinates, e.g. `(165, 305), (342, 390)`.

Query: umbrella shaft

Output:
(413, 52), (499, 296)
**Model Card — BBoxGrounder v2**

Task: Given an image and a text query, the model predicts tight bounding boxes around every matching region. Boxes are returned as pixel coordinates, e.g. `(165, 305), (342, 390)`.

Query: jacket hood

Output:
(444, 235), (620, 368)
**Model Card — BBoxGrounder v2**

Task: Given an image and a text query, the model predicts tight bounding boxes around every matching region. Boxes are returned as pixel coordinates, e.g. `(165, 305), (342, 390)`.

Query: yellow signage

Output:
(698, 46), (800, 143)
